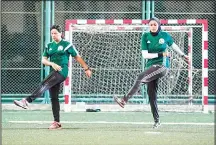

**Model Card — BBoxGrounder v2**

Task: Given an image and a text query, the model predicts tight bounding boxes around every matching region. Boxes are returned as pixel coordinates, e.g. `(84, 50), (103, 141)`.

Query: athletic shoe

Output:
(14, 98), (29, 109)
(48, 121), (62, 130)
(113, 95), (126, 108)
(153, 121), (161, 129)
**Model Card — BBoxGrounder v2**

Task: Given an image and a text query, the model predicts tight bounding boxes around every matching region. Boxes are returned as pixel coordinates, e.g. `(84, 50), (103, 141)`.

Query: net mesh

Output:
(158, 31), (202, 104)
(68, 25), (202, 104)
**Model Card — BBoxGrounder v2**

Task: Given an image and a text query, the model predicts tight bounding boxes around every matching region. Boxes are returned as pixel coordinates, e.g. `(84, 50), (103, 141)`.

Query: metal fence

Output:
(54, 1), (142, 31)
(154, 1), (215, 95)
(1, 1), (42, 99)
(1, 1), (215, 103)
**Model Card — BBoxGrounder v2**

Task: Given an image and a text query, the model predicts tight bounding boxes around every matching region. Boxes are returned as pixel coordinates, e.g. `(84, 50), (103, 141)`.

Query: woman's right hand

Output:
(51, 63), (62, 71)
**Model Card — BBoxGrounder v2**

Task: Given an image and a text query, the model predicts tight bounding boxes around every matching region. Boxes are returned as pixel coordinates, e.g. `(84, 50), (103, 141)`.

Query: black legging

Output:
(123, 65), (167, 122)
(26, 71), (66, 122)
(147, 79), (160, 122)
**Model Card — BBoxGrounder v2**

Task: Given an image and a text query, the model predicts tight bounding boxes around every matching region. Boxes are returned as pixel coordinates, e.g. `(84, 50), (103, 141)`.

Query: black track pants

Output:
(26, 71), (66, 122)
(123, 65), (167, 122)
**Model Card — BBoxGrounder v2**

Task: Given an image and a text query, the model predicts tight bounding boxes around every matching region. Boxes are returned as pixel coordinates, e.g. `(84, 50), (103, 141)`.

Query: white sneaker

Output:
(14, 98), (29, 109)
(153, 121), (161, 129)
(113, 95), (126, 108)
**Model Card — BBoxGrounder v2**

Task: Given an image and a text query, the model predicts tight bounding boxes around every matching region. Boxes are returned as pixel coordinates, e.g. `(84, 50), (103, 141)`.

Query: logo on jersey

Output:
(58, 46), (63, 51)
(147, 40), (151, 43)
(159, 38), (165, 44)
(49, 48), (52, 51)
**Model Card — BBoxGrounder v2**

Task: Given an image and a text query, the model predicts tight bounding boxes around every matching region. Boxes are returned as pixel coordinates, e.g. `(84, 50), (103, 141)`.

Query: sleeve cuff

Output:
(158, 53), (163, 57)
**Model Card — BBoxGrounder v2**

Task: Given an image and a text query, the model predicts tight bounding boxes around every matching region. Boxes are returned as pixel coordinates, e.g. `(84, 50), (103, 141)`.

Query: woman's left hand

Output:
(85, 69), (92, 78)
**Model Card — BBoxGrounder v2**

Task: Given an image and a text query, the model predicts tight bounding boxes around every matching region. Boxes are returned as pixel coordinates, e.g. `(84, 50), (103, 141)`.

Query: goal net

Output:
(64, 19), (208, 113)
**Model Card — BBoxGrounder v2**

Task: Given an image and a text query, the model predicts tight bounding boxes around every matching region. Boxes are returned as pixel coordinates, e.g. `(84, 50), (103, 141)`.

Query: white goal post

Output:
(63, 19), (208, 113)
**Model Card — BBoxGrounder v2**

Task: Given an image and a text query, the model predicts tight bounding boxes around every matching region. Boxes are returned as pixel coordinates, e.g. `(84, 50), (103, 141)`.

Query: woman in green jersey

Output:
(14, 25), (92, 129)
(114, 17), (188, 128)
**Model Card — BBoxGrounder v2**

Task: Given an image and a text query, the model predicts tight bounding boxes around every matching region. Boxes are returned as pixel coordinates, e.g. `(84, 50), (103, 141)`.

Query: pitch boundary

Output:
(8, 121), (214, 126)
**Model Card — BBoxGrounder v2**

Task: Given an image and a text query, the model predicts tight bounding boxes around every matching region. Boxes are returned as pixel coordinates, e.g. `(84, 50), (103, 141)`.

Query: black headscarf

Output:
(148, 17), (161, 36)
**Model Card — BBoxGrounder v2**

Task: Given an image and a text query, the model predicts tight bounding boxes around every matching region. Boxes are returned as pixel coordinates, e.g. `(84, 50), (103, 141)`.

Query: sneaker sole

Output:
(13, 100), (28, 109)
(48, 127), (62, 130)
(113, 96), (125, 108)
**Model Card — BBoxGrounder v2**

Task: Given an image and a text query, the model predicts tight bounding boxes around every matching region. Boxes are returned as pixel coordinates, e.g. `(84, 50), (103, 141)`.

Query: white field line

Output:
(8, 121), (214, 126)
(3, 111), (152, 114)
(145, 132), (162, 134)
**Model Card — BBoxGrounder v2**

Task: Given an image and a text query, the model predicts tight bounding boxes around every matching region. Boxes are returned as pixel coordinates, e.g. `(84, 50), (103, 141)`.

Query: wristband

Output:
(84, 67), (90, 71)
(158, 52), (163, 57)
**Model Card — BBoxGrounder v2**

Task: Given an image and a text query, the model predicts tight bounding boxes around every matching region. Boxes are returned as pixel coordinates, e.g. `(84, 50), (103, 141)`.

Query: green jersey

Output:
(141, 31), (174, 69)
(43, 39), (79, 78)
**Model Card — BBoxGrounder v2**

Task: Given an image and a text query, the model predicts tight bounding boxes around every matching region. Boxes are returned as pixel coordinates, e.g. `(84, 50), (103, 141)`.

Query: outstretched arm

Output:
(170, 43), (189, 61)
(74, 55), (92, 78)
